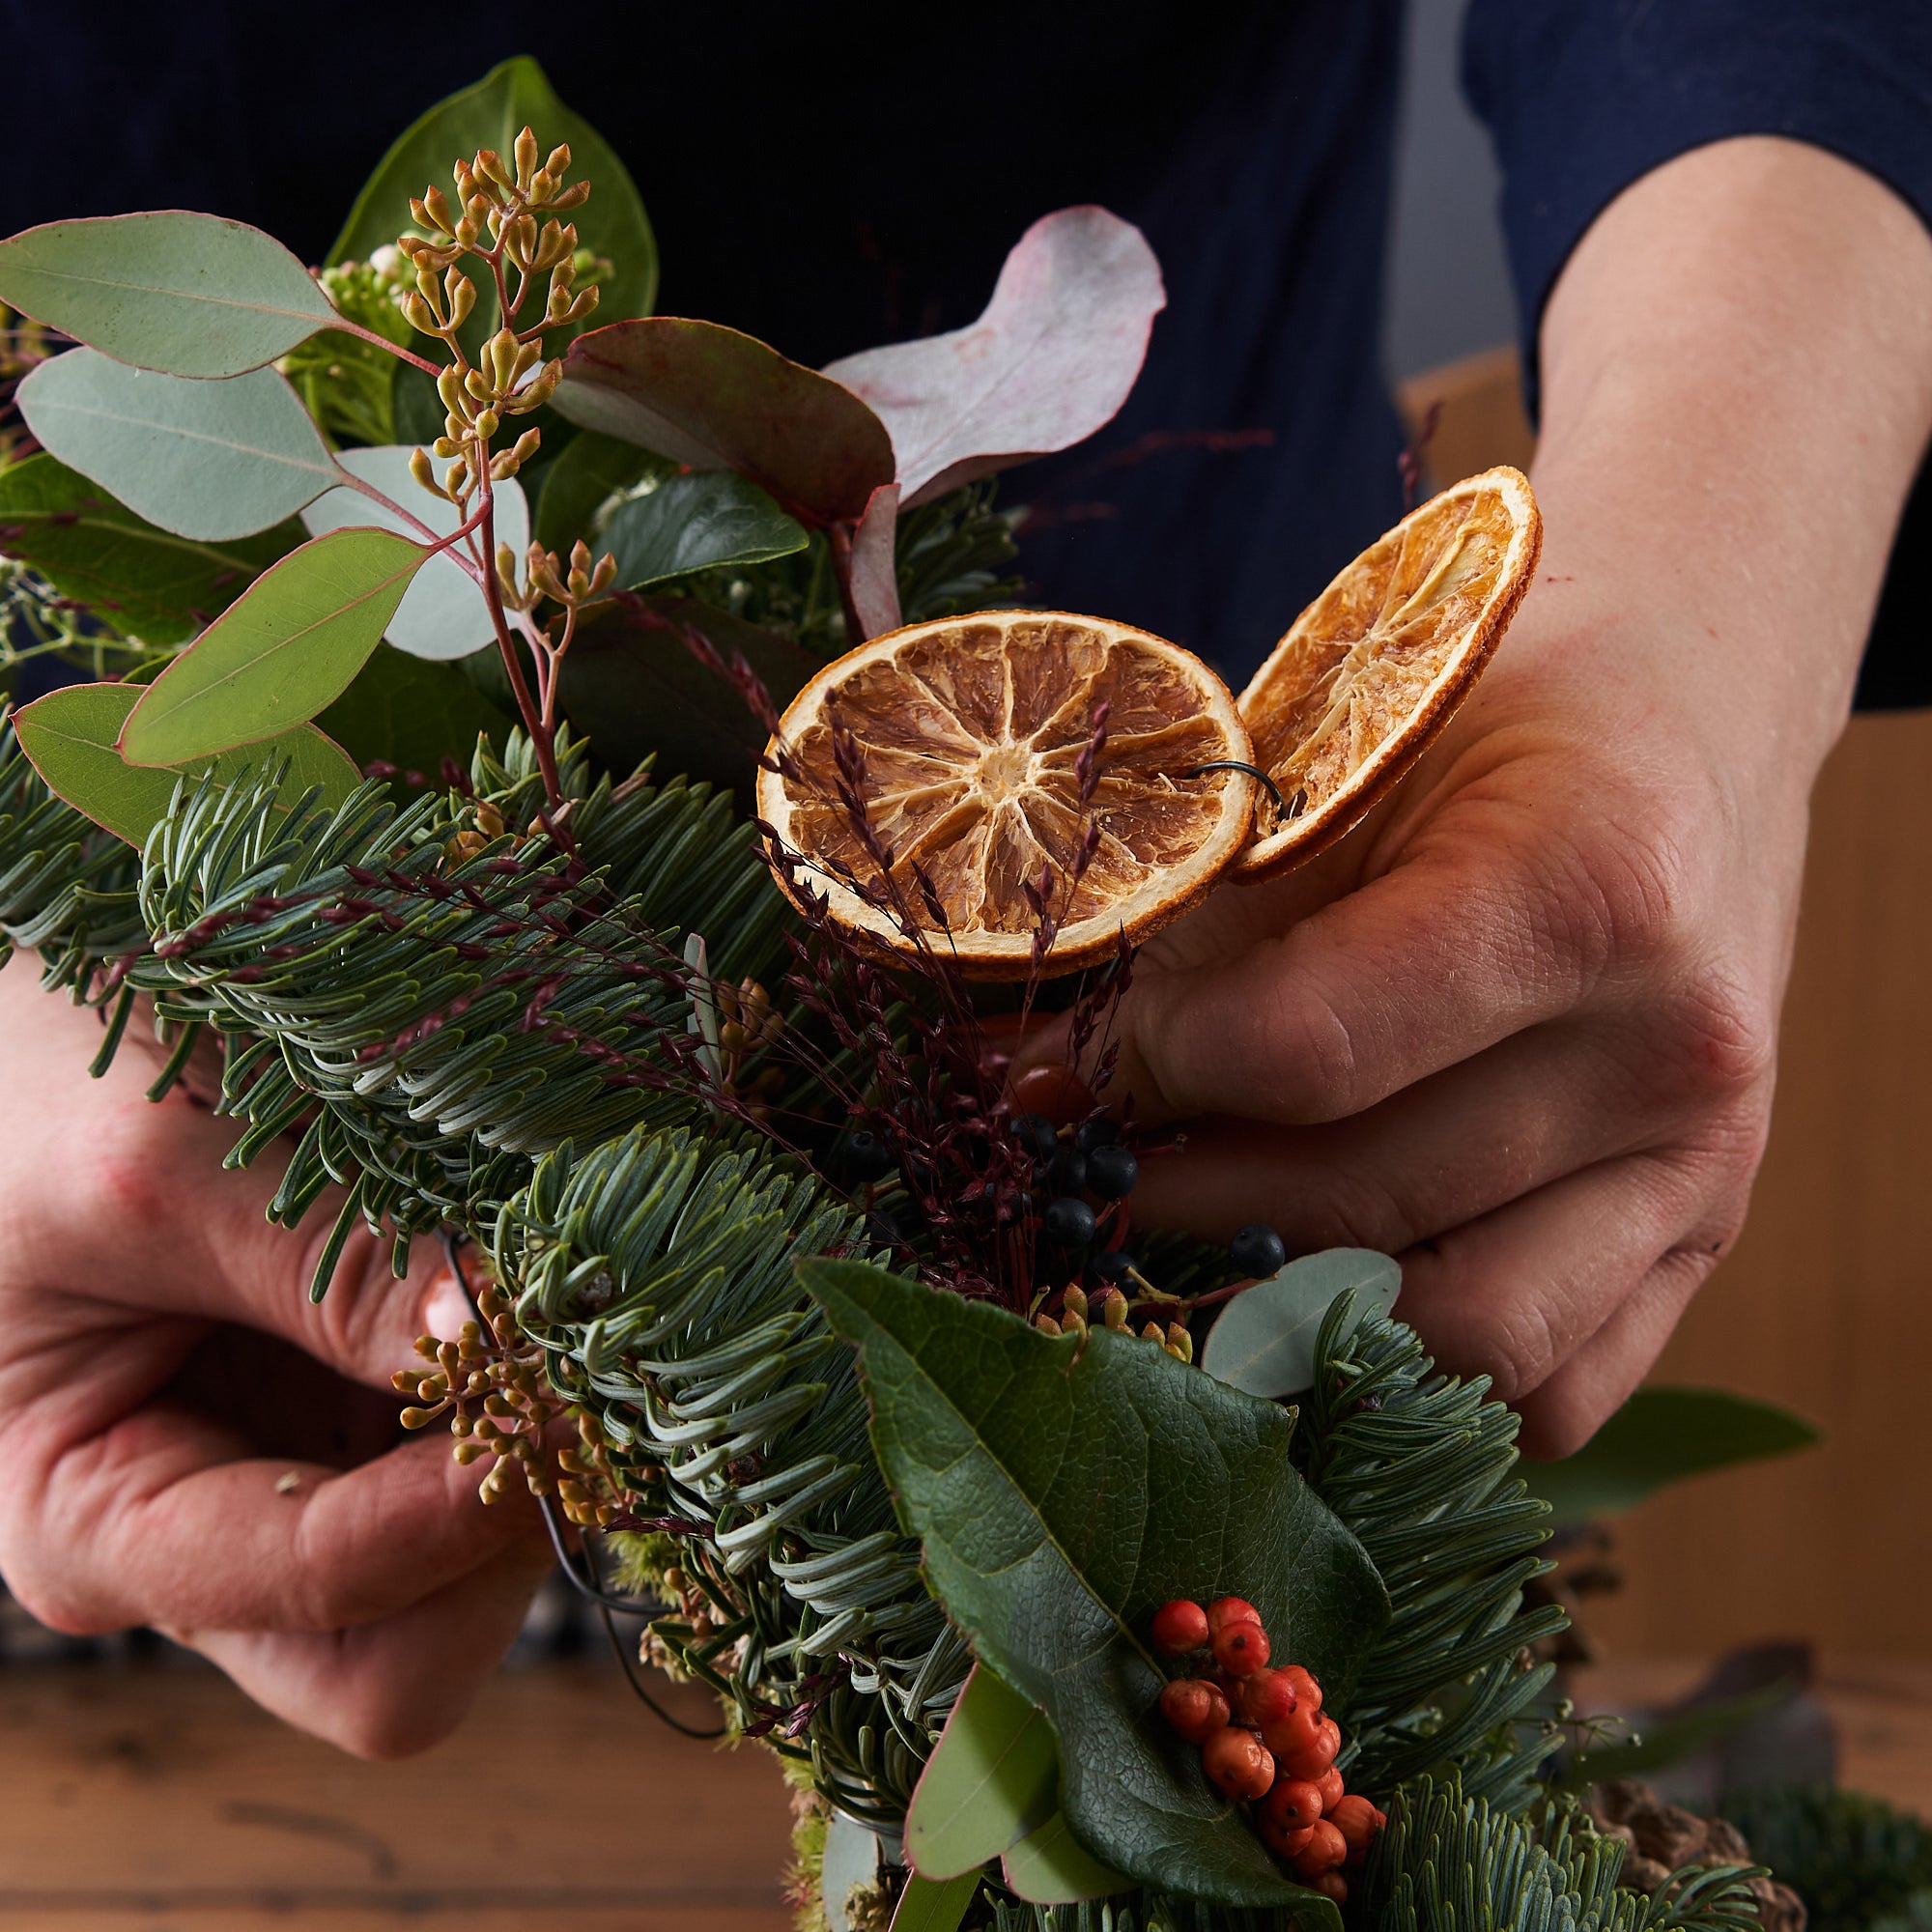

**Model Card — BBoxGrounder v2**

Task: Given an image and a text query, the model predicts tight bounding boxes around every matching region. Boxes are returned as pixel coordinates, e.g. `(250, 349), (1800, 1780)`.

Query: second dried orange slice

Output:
(1235, 465), (1541, 880)
(756, 611), (1255, 979)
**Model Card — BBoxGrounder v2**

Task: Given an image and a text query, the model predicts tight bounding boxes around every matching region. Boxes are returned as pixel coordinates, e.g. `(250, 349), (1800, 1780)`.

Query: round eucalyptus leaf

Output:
(300, 445), (527, 661)
(1202, 1249), (1403, 1399)
(0, 212), (338, 376)
(17, 349), (337, 540)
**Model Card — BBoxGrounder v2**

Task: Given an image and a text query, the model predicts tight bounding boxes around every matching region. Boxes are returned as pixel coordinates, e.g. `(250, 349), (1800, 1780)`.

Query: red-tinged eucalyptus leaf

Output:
(847, 482), (901, 639)
(553, 317), (895, 525)
(0, 212), (339, 377)
(14, 683), (358, 848)
(120, 527), (428, 765)
(823, 208), (1165, 507)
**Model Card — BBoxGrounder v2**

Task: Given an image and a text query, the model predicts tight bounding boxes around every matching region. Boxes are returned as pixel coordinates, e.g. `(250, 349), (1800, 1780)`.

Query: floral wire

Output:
(436, 1229), (728, 1740)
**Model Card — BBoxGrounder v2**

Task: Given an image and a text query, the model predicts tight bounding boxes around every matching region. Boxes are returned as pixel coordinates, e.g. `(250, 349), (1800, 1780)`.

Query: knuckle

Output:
(1256, 975), (1366, 1122)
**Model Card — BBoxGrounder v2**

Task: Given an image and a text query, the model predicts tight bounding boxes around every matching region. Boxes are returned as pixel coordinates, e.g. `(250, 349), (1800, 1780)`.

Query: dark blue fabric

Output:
(2, 2), (1925, 695)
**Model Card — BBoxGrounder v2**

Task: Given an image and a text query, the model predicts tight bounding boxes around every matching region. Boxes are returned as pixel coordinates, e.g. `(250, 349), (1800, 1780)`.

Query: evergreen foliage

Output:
(1720, 1787), (1932, 1932)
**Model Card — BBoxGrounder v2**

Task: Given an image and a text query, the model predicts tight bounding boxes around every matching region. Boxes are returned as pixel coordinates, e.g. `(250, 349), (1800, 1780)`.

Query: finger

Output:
(1127, 1019), (1662, 1252)
(166, 1535), (557, 1759)
(1385, 1150), (1730, 1410)
(16, 1413), (547, 1636)
(1045, 786), (1648, 1128)
(1512, 1250), (1715, 1460)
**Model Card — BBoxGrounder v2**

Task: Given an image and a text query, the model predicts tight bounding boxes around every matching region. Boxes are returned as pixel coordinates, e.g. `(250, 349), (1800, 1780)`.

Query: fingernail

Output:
(420, 1265), (470, 1340)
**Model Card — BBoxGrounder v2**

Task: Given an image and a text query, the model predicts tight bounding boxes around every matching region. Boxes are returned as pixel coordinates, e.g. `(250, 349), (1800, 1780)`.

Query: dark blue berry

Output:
(1043, 1197), (1097, 1247)
(1094, 1249), (1136, 1285)
(838, 1130), (895, 1183)
(1075, 1117), (1122, 1153)
(1085, 1145), (1138, 1200)
(867, 1208), (906, 1252)
(1047, 1148), (1088, 1194)
(1012, 1112), (1060, 1158)
(1229, 1223), (1288, 1277)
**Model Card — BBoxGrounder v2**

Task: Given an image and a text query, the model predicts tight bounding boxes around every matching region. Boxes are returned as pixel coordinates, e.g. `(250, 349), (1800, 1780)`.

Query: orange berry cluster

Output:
(1151, 1597), (1387, 1902)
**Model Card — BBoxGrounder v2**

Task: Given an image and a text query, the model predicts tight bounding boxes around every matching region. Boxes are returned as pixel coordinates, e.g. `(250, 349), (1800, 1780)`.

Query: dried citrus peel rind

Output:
(1233, 465), (1542, 881)
(756, 611), (1255, 980)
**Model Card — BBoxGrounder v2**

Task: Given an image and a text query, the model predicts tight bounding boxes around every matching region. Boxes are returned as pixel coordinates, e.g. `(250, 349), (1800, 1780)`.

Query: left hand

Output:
(1017, 136), (1932, 1455)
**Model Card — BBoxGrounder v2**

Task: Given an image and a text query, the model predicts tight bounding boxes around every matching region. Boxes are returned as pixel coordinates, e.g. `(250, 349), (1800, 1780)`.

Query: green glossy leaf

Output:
(121, 528), (428, 764)
(887, 1872), (981, 1932)
(804, 1259), (1384, 1918)
(533, 427), (668, 553)
(1520, 1386), (1820, 1527)
(1001, 1810), (1133, 1905)
(557, 594), (817, 798)
(14, 682), (358, 846)
(906, 1663), (1057, 1881)
(316, 641), (512, 781)
(1202, 1249), (1402, 1399)
(17, 350), (337, 540)
(555, 317), (895, 525)
(329, 56), (656, 335)
(0, 213), (337, 377)
(0, 452), (298, 643)
(600, 469), (808, 591)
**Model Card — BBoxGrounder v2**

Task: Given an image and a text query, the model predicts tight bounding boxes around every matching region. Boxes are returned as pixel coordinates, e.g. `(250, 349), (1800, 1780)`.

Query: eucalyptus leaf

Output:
(315, 641), (513, 780)
(888, 1872), (982, 1932)
(804, 1259), (1383, 1918)
(14, 682), (358, 846)
(329, 56), (657, 336)
(0, 212), (338, 377)
(1520, 1386), (1819, 1528)
(599, 469), (808, 591)
(905, 1663), (1057, 1881)
(120, 527), (427, 764)
(1002, 1810), (1133, 1905)
(1202, 1249), (1402, 1399)
(534, 427), (668, 553)
(17, 350), (337, 540)
(0, 451), (298, 643)
(299, 444), (526, 661)
(555, 317), (895, 525)
(824, 208), (1166, 506)
(822, 1814), (883, 1932)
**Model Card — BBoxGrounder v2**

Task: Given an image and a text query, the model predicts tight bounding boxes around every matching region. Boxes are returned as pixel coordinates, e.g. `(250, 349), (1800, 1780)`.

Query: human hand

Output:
(0, 954), (554, 1756)
(1020, 138), (1932, 1455)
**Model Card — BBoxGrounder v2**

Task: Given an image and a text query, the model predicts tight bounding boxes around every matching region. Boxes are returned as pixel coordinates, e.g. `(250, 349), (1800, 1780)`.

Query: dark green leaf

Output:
(555, 317), (895, 525)
(557, 594), (818, 797)
(14, 682), (358, 846)
(887, 1873), (982, 1932)
(17, 350), (337, 540)
(804, 1259), (1384, 1917)
(315, 641), (512, 779)
(1203, 1249), (1402, 1399)
(906, 1662), (1058, 1881)
(1564, 1680), (1797, 1789)
(600, 469), (808, 591)
(328, 56), (656, 336)
(121, 528), (427, 764)
(533, 427), (667, 554)
(1521, 1386), (1820, 1527)
(0, 213), (338, 377)
(1001, 1810), (1133, 1905)
(0, 452), (298, 643)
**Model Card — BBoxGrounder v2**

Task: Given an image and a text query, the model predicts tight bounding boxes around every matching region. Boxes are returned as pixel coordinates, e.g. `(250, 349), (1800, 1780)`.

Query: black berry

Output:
(1047, 1148), (1088, 1194)
(1085, 1144), (1138, 1200)
(1229, 1223), (1288, 1276)
(1043, 1197), (1097, 1247)
(1075, 1117), (1121, 1152)
(838, 1130), (895, 1183)
(1094, 1249), (1135, 1284)
(867, 1208), (906, 1252)
(1011, 1112), (1060, 1159)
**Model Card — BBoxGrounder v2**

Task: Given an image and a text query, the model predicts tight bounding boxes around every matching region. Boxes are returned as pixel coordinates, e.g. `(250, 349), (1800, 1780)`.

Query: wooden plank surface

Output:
(0, 1660), (795, 1926)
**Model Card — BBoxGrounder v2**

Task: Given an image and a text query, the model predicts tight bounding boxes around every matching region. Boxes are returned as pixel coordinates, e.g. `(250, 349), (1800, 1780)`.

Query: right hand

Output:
(0, 953), (554, 1757)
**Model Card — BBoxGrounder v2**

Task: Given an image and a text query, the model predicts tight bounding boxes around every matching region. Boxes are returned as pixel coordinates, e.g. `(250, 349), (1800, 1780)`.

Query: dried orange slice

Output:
(1234, 465), (1541, 881)
(756, 611), (1255, 979)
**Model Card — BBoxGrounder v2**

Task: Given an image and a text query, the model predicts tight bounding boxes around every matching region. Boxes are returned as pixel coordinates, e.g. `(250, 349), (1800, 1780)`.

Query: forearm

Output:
(1520, 136), (1932, 793)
